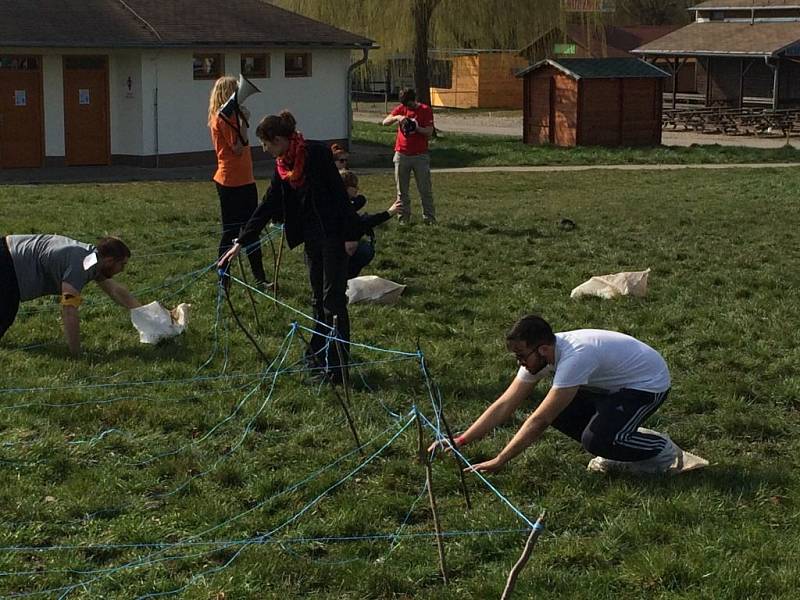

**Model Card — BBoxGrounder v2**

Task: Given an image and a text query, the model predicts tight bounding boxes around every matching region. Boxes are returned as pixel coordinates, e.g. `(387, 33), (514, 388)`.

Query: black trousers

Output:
(347, 239), (375, 279)
(551, 387), (670, 461)
(304, 238), (350, 375)
(216, 182), (267, 283)
(0, 237), (21, 341)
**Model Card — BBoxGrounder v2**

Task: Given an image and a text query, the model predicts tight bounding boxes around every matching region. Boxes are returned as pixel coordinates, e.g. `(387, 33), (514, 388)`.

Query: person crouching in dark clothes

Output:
(218, 111), (361, 383)
(339, 170), (402, 279)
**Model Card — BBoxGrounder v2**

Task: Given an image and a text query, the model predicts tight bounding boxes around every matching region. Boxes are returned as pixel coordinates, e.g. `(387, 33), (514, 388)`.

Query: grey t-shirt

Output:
(6, 234), (101, 301)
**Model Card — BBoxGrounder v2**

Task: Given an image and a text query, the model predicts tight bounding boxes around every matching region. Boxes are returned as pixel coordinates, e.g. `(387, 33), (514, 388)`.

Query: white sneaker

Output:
(587, 430), (680, 475)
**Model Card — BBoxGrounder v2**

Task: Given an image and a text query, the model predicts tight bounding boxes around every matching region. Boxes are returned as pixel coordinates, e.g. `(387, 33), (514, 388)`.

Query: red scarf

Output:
(276, 132), (307, 189)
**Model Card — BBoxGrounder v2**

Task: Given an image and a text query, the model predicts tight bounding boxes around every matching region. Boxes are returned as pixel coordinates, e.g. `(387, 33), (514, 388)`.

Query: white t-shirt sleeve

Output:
(552, 351), (599, 388)
(515, 364), (554, 384)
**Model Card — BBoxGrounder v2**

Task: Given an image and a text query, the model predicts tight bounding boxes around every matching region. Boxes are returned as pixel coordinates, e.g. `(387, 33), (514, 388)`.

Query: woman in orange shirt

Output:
(208, 76), (268, 288)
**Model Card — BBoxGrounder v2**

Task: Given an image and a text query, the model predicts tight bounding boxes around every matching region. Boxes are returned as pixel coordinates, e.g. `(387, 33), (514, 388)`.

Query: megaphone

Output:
(219, 74), (261, 120)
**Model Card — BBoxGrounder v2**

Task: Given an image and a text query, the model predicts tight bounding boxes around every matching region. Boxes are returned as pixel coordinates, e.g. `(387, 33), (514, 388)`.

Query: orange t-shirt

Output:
(210, 114), (255, 187)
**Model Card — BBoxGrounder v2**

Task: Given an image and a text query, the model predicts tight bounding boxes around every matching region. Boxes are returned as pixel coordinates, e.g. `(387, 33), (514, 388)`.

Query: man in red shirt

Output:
(381, 88), (436, 224)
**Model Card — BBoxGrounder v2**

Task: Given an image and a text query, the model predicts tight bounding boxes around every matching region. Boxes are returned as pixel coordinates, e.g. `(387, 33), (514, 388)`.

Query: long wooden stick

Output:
(417, 348), (471, 511)
(237, 253), (262, 332)
(331, 316), (362, 454)
(415, 407), (448, 584)
(272, 227), (285, 299)
(500, 511), (546, 600)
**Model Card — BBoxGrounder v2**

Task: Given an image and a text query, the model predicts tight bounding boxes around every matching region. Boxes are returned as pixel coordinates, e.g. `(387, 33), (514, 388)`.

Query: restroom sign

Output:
(14, 90), (26, 106)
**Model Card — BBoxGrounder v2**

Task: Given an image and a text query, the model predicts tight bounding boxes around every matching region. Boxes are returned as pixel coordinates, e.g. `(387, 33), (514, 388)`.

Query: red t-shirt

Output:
(391, 103), (434, 156)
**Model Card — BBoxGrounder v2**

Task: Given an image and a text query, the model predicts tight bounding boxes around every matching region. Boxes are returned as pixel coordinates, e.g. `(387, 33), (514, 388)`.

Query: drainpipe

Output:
(153, 55), (159, 168)
(346, 46), (371, 147)
(765, 55), (779, 111)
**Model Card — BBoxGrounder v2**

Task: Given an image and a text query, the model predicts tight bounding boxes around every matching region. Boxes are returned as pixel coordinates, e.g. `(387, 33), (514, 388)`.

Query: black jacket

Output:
(351, 194), (391, 242)
(239, 141), (361, 249)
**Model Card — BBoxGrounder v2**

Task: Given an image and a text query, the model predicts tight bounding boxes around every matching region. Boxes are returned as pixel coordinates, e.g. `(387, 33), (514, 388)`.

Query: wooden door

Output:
(0, 55), (44, 168)
(63, 56), (109, 166)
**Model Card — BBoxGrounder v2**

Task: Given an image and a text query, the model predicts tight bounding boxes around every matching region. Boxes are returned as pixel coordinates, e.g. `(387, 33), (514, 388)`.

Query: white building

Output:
(0, 0), (375, 168)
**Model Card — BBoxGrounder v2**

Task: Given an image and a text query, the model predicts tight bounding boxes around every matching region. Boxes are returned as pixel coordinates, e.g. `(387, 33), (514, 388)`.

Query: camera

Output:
(400, 117), (418, 136)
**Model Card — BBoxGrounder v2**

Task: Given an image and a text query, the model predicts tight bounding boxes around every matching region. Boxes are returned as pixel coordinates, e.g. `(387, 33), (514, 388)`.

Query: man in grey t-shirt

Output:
(1, 235), (142, 355)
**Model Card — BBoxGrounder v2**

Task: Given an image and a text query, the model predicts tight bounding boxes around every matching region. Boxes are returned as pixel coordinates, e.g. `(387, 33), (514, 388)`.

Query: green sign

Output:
(554, 43), (577, 55)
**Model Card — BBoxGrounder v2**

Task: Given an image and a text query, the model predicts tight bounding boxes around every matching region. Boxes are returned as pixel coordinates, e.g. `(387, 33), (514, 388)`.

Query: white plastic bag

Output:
(130, 301), (190, 344)
(570, 268), (651, 300)
(346, 276), (406, 305)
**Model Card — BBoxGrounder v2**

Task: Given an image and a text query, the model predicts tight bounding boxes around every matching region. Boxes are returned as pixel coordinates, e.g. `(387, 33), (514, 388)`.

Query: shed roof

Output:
(633, 21), (800, 56)
(520, 24), (679, 59)
(0, 0), (375, 49)
(516, 57), (670, 79)
(689, 0), (800, 8)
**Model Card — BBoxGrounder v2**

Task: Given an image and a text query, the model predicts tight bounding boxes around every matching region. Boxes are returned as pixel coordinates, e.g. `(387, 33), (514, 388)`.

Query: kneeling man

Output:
(1, 234), (142, 356)
(441, 315), (694, 475)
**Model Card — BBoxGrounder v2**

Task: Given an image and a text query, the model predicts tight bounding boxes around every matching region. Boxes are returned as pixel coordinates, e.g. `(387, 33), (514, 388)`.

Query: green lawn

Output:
(1, 168), (799, 598)
(352, 120), (800, 168)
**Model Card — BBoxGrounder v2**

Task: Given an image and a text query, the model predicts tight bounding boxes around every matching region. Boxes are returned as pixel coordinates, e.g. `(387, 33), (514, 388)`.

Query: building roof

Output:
(0, 0), (375, 49)
(520, 25), (679, 59)
(689, 0), (800, 8)
(633, 21), (800, 56)
(516, 57), (670, 79)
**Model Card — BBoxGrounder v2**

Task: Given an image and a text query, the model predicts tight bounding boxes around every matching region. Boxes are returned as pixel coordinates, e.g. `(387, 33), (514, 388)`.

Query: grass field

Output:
(1, 167), (800, 599)
(351, 121), (800, 168)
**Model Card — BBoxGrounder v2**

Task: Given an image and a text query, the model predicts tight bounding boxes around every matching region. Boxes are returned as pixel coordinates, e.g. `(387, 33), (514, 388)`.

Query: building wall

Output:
(2, 46), (353, 166)
(522, 67), (578, 147)
(477, 53), (527, 109)
(430, 55), (479, 108)
(580, 78), (661, 146)
(110, 51), (144, 157)
(142, 48), (351, 158)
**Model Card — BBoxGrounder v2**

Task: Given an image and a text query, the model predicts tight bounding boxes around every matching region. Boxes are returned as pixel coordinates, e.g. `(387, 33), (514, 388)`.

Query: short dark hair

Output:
(399, 88), (416, 106)
(256, 110), (297, 142)
(96, 236), (131, 261)
(506, 315), (555, 348)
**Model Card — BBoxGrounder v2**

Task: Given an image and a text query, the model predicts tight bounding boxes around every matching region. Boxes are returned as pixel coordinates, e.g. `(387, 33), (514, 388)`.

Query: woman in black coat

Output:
(219, 111), (360, 383)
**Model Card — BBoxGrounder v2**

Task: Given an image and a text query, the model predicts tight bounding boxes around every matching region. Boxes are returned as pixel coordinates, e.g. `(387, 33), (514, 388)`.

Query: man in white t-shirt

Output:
(433, 315), (682, 475)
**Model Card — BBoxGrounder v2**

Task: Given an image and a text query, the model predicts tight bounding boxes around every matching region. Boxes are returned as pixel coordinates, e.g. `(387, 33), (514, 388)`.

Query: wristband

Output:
(60, 293), (83, 308)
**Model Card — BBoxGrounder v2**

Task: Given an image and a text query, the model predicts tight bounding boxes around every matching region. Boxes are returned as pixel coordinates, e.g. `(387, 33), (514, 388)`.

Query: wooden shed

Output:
(517, 57), (669, 147)
(429, 50), (528, 109)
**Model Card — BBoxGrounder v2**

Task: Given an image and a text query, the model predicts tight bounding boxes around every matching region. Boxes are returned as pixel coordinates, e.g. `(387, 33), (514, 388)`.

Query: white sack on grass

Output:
(346, 276), (406, 305)
(570, 268), (651, 300)
(130, 301), (190, 344)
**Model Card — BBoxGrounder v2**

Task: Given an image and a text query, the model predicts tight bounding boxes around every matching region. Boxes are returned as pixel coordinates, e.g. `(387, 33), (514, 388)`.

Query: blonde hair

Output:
(208, 76), (238, 126)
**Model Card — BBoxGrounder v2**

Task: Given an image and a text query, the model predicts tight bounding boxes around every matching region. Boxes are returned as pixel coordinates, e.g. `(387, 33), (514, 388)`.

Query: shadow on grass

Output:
(630, 463), (792, 500)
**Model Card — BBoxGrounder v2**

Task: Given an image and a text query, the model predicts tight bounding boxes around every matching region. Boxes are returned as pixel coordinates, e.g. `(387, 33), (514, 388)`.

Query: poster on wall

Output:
(79, 89), (91, 105)
(14, 90), (27, 106)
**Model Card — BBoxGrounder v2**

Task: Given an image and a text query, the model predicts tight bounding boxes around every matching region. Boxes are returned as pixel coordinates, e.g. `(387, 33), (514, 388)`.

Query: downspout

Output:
(346, 46), (371, 147)
(153, 54), (160, 168)
(765, 55), (779, 110)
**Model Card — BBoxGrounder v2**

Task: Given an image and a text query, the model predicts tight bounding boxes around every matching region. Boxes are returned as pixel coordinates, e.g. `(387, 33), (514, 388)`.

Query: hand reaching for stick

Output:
(218, 242), (242, 268)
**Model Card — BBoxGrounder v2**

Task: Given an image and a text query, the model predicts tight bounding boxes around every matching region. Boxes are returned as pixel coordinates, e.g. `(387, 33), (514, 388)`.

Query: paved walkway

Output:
(2, 160), (799, 185)
(355, 110), (800, 148)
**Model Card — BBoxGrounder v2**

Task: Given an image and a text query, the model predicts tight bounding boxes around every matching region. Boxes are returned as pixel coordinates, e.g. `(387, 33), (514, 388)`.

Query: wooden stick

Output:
(437, 398), (472, 511)
(417, 347), (471, 511)
(331, 316), (362, 454)
(415, 407), (448, 584)
(500, 511), (546, 600)
(237, 253), (262, 332)
(272, 227), (285, 299)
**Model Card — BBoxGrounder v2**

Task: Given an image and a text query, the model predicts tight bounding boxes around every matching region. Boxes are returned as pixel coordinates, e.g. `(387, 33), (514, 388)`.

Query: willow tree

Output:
(269, 0), (564, 104)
